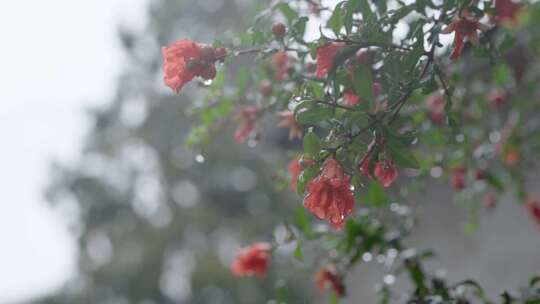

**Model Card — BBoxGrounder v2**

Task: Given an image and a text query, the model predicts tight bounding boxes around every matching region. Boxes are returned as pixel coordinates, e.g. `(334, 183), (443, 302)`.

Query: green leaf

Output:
(210, 69), (225, 89)
(388, 4), (415, 24)
(308, 81), (325, 98)
(295, 207), (314, 238)
(291, 16), (309, 39)
(303, 132), (321, 156)
(293, 243), (304, 261)
(329, 45), (359, 75)
(358, 0), (375, 21)
(484, 172), (505, 192)
(329, 292), (339, 304)
(351, 64), (374, 107)
(275, 3), (299, 22)
(343, 0), (357, 34)
(367, 181), (389, 207)
(386, 140), (420, 169)
(296, 105), (334, 125)
(327, 2), (345, 35)
(297, 164), (319, 194)
(493, 64), (510, 87)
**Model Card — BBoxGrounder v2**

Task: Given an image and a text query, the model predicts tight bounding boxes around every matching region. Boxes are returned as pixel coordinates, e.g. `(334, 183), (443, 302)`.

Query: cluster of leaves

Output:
(177, 0), (540, 303)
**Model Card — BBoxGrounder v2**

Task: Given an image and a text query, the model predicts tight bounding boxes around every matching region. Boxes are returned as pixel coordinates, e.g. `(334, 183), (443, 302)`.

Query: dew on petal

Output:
(362, 252), (373, 262)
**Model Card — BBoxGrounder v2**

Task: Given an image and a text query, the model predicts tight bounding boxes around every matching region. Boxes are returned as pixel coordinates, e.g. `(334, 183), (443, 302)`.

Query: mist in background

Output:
(0, 0), (147, 302)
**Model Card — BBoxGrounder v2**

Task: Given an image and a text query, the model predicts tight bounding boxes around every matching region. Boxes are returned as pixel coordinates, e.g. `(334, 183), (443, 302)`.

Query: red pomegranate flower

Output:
(441, 14), (489, 60)
(277, 110), (303, 140)
(343, 90), (361, 106)
(315, 266), (346, 297)
(162, 39), (222, 93)
(271, 51), (290, 82)
(303, 158), (355, 230)
(234, 105), (261, 143)
(525, 197), (540, 230)
(492, 0), (522, 25)
(316, 43), (346, 78)
(231, 242), (271, 278)
(374, 158), (398, 188)
(425, 90), (445, 125)
(452, 166), (467, 191)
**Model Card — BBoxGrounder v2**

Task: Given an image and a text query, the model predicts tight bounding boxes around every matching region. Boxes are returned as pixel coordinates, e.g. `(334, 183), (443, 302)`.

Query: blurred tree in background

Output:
(40, 0), (310, 303)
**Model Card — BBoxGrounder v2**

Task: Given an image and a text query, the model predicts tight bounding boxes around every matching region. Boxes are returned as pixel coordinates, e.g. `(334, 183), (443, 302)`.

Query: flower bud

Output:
(200, 46), (216, 61)
(272, 22), (287, 38)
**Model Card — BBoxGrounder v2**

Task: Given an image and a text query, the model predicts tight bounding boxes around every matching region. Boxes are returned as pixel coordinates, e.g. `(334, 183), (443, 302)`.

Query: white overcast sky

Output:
(0, 1), (147, 302)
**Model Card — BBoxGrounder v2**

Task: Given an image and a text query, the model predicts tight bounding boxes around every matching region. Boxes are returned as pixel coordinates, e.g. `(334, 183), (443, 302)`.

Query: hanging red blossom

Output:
(271, 51), (290, 82)
(162, 39), (223, 93)
(441, 14), (489, 60)
(316, 43), (346, 78)
(425, 90), (445, 125)
(343, 90), (361, 106)
(492, 0), (522, 25)
(374, 158), (398, 188)
(231, 242), (271, 278)
(303, 158), (355, 230)
(452, 166), (467, 191)
(315, 266), (346, 297)
(277, 110), (303, 140)
(525, 197), (540, 230)
(234, 105), (261, 143)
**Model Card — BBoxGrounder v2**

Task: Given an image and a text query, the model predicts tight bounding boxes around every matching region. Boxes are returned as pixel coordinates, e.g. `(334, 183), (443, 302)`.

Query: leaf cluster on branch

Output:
(161, 0), (540, 302)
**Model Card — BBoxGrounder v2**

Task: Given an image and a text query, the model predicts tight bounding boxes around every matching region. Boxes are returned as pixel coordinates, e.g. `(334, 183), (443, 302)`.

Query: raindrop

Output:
(362, 252), (373, 262)
(383, 274), (396, 285)
(387, 249), (398, 259)
(430, 166), (442, 178)
(489, 131), (501, 143)
(195, 154), (205, 163)
(247, 139), (257, 148)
